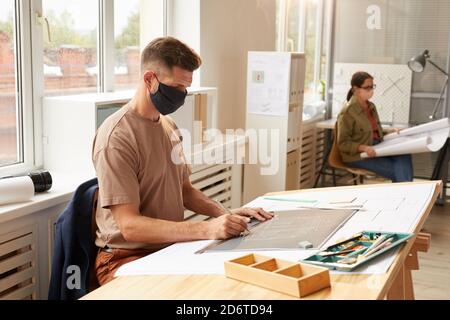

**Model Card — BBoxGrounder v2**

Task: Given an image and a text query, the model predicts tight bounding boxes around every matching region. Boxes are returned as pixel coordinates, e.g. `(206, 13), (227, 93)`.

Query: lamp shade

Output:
(408, 50), (429, 73)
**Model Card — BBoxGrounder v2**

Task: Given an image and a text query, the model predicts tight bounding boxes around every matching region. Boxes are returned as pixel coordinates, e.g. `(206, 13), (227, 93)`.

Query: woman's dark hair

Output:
(347, 71), (374, 101)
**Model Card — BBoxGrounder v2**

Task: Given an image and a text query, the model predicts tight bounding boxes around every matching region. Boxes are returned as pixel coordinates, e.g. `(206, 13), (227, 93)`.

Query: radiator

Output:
(0, 225), (38, 300)
(184, 164), (238, 221)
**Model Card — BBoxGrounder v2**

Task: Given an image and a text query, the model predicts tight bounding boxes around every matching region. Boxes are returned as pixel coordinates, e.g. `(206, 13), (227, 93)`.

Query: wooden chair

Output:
(328, 125), (376, 185)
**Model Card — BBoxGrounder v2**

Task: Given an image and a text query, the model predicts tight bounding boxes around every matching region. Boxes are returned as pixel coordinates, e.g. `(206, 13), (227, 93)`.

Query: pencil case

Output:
(301, 231), (414, 272)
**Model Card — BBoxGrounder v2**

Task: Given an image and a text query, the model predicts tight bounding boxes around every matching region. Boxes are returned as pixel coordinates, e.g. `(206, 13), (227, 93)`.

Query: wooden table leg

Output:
(404, 268), (415, 300)
(387, 232), (431, 300)
(387, 265), (405, 300)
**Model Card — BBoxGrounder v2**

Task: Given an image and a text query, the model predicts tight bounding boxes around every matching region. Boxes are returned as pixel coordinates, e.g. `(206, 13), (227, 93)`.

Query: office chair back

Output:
(89, 189), (100, 291)
(329, 124), (376, 177)
(48, 178), (99, 300)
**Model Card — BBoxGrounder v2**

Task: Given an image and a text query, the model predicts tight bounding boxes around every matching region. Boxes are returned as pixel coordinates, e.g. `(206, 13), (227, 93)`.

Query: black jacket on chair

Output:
(48, 178), (98, 300)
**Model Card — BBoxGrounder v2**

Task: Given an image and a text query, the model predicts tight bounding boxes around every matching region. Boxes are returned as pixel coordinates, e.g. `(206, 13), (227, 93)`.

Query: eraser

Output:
(298, 241), (313, 249)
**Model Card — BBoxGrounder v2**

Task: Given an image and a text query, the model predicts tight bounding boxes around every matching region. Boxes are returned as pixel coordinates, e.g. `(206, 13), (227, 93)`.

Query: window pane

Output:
(334, 0), (450, 123)
(304, 0), (318, 103)
(319, 1), (330, 101)
(43, 0), (99, 96)
(286, 0), (300, 52)
(0, 0), (19, 167)
(114, 0), (141, 90)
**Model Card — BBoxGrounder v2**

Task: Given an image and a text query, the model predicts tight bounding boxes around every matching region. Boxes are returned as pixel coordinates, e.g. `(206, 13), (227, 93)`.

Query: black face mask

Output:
(150, 81), (187, 115)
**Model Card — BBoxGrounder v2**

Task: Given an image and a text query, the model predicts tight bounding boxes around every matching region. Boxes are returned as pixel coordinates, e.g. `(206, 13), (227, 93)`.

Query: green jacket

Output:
(337, 96), (384, 163)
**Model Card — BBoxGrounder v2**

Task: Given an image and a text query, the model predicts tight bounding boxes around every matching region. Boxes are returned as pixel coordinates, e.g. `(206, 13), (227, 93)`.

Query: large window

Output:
(114, 0), (141, 90)
(277, 0), (329, 104)
(0, 0), (163, 173)
(42, 0), (99, 96)
(334, 0), (450, 124)
(286, 0), (300, 52)
(0, 0), (20, 167)
(304, 0), (319, 101)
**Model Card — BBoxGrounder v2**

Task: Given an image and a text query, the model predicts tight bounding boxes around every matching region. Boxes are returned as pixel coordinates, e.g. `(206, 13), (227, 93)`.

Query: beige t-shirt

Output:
(92, 104), (191, 250)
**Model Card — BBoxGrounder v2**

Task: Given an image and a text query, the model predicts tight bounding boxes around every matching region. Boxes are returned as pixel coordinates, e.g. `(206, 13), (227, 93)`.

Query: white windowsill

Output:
(0, 171), (95, 225)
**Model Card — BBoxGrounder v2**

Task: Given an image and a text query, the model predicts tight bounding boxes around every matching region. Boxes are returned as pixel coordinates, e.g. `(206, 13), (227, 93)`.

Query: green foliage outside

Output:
(44, 10), (96, 49)
(115, 11), (140, 50)
(0, 13), (14, 39)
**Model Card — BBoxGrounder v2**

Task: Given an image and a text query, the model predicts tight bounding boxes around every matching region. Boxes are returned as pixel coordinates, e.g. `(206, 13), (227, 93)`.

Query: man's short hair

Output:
(141, 37), (202, 74)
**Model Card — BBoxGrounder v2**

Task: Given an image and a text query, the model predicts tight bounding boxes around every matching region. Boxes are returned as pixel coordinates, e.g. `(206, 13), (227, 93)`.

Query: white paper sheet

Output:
(115, 182), (438, 277)
(246, 52), (291, 116)
(361, 118), (450, 158)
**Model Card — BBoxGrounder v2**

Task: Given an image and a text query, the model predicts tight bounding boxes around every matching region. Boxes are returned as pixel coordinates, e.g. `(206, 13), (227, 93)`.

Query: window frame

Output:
(0, 0), (35, 176)
(277, 0), (330, 104)
(100, 0), (115, 92)
(1, 0), (168, 176)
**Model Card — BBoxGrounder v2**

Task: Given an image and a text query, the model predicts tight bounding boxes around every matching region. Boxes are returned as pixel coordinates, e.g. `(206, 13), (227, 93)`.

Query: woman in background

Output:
(336, 71), (413, 182)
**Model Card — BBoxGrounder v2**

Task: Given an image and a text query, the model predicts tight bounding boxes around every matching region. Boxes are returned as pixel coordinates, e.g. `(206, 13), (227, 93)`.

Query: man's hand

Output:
(230, 207), (274, 222)
(205, 208), (274, 240)
(206, 214), (251, 240)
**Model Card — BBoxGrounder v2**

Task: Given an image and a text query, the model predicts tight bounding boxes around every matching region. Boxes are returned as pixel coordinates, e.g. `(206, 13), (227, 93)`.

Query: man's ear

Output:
(143, 71), (155, 85)
(143, 71), (158, 93)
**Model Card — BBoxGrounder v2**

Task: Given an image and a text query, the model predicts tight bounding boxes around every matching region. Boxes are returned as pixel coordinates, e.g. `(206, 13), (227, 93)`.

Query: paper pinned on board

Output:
(246, 52), (291, 116)
(361, 118), (450, 158)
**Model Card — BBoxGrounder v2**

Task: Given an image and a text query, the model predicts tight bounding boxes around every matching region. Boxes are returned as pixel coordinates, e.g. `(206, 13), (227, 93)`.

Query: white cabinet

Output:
(42, 91), (135, 175)
(299, 117), (326, 189)
(42, 88), (218, 176)
(244, 52), (306, 203)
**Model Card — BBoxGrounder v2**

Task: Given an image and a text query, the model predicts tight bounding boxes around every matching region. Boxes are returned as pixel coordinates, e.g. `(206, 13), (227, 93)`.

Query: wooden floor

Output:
(414, 204), (450, 300)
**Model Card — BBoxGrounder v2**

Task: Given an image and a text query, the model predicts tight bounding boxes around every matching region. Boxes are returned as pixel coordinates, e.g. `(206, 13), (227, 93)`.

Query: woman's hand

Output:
(387, 127), (401, 135)
(358, 145), (377, 158)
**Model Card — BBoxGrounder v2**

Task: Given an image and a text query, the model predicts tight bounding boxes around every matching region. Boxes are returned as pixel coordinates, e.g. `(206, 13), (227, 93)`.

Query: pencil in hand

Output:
(214, 199), (251, 236)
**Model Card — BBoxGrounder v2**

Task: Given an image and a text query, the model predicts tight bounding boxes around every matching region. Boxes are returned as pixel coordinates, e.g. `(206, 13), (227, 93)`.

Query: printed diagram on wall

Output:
(247, 53), (291, 117)
(332, 63), (412, 124)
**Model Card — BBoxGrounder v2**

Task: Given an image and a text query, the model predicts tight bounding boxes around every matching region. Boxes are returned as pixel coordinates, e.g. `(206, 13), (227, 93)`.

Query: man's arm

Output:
(182, 179), (225, 218)
(111, 203), (250, 243)
(110, 181), (274, 245)
(182, 180), (274, 221)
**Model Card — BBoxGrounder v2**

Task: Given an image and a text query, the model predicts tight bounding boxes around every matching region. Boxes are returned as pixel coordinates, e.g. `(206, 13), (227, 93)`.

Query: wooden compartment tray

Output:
(224, 253), (331, 298)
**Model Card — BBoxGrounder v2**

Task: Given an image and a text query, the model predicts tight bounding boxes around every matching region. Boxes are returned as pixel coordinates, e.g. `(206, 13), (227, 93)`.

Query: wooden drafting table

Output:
(82, 181), (441, 300)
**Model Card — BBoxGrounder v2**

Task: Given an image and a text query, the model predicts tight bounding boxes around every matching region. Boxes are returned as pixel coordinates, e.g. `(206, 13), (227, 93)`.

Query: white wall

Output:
(333, 0), (450, 123)
(169, 0), (277, 131)
(200, 0), (277, 130)
(169, 0), (201, 55)
(140, 0), (166, 51)
(169, 0), (201, 86)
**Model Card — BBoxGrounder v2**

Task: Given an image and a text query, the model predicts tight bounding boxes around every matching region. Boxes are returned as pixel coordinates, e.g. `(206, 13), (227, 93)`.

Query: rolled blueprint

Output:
(384, 118), (450, 141)
(361, 127), (449, 158)
(0, 176), (35, 205)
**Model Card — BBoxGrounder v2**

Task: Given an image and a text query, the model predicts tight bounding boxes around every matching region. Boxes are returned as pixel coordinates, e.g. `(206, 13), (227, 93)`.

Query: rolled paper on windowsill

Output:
(0, 176), (35, 206)
(0, 171), (52, 206)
